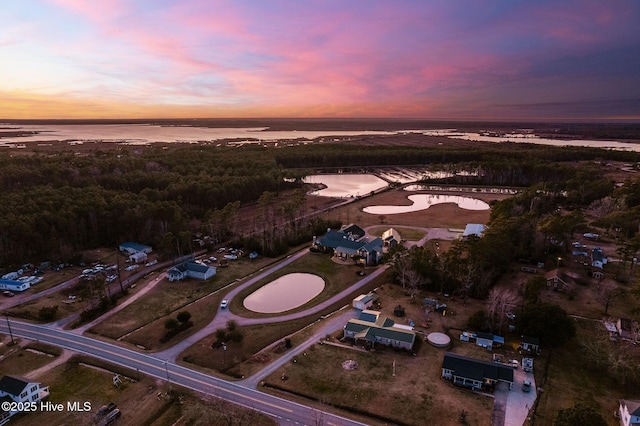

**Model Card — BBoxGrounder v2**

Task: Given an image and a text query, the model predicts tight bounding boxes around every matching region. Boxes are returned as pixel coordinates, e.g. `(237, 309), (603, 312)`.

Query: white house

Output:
(619, 400), (640, 426)
(0, 279), (30, 292)
(0, 375), (49, 425)
(168, 261), (216, 282)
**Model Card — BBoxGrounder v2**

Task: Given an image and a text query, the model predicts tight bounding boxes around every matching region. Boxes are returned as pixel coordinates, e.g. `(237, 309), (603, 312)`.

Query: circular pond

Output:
(243, 273), (325, 313)
(363, 194), (490, 215)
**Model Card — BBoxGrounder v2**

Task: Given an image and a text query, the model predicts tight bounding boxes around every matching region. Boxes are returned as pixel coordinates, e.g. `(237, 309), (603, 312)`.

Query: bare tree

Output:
(486, 287), (520, 334)
(596, 281), (622, 315)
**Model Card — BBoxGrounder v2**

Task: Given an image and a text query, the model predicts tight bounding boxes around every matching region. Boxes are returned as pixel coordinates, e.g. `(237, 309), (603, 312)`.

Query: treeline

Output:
(1, 142), (639, 266)
(274, 143), (640, 171)
(389, 163), (640, 299)
(0, 146), (292, 263)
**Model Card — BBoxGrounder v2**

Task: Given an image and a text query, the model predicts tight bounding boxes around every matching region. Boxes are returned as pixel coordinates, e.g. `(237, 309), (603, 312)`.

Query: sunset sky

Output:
(2, 0), (639, 120)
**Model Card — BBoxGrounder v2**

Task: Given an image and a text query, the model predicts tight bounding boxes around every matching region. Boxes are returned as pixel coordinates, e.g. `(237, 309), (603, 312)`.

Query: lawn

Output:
(263, 342), (493, 426)
(177, 271), (387, 378)
(230, 251), (367, 319)
(0, 343), (60, 377)
(367, 226), (426, 241)
(89, 253), (290, 343)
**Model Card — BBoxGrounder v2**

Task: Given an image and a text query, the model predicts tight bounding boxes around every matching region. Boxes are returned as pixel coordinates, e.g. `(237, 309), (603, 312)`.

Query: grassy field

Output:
(0, 343), (60, 376)
(229, 252), (366, 318)
(178, 272), (387, 378)
(263, 342), (493, 426)
(89, 253), (289, 344)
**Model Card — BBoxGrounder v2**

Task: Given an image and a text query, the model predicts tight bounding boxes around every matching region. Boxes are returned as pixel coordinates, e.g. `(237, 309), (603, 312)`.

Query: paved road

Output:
(0, 319), (369, 426)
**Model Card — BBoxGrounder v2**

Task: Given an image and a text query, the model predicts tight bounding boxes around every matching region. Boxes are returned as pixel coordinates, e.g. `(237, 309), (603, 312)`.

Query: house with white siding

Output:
(0, 376), (49, 425)
(441, 352), (513, 390)
(168, 261), (216, 282)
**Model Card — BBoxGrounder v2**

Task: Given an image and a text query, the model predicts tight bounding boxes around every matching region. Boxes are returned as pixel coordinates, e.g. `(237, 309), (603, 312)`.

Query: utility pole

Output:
(5, 314), (15, 345)
(115, 247), (124, 293)
(164, 360), (172, 393)
(222, 343), (227, 368)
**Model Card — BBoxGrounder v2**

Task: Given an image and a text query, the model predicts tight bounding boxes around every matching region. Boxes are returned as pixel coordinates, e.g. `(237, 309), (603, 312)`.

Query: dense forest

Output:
(1, 142), (639, 268)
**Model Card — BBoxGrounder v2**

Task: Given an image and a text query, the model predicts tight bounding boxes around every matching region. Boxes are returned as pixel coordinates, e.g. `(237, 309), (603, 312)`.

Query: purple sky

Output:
(1, 0), (639, 120)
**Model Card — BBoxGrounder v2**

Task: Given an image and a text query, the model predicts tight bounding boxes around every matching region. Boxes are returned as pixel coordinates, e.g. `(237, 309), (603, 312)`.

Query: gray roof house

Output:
(441, 352), (514, 390)
(314, 226), (383, 265)
(119, 242), (153, 255)
(168, 261), (216, 282)
(343, 310), (416, 350)
(619, 399), (640, 426)
(0, 375), (49, 424)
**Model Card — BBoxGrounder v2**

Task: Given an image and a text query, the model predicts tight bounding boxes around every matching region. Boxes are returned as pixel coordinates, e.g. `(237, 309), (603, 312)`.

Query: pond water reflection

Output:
(243, 273), (325, 313)
(304, 174), (387, 197)
(363, 194), (490, 214)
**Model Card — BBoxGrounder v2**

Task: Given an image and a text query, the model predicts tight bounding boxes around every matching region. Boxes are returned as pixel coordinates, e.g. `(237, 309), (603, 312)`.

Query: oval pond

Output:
(243, 273), (325, 313)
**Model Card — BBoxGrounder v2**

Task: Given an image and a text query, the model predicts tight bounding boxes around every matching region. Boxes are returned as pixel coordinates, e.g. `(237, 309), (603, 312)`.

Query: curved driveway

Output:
(155, 248), (389, 362)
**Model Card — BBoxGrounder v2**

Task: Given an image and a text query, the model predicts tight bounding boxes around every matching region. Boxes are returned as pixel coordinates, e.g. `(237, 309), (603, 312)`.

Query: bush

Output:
(38, 306), (58, 322)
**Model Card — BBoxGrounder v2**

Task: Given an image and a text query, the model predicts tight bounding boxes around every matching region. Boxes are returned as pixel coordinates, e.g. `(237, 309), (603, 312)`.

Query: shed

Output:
(129, 251), (148, 264)
(352, 292), (379, 310)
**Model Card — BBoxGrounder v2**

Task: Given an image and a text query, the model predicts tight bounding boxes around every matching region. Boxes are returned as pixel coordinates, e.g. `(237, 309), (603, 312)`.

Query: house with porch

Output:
(343, 310), (416, 350)
(441, 352), (514, 390)
(314, 225), (383, 265)
(545, 269), (574, 292)
(167, 261), (216, 282)
(0, 375), (49, 425)
(619, 399), (640, 426)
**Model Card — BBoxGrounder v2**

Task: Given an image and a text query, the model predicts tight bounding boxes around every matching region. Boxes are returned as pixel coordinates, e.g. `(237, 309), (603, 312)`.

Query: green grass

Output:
(0, 346), (58, 376)
(230, 252), (365, 318)
(367, 226), (426, 241)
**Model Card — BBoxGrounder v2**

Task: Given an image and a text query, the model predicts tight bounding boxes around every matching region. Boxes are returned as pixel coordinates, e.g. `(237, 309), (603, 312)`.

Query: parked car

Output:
(522, 379), (531, 392)
(2, 291), (14, 297)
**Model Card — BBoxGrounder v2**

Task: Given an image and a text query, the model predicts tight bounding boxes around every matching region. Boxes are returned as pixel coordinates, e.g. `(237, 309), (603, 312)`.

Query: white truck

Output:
(522, 357), (534, 372)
